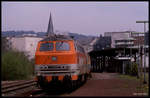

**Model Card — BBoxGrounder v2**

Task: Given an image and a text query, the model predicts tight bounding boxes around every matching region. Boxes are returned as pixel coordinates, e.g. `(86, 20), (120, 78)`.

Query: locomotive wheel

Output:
(64, 76), (72, 92)
(68, 80), (72, 91)
(79, 75), (84, 86)
(71, 81), (74, 90)
(77, 79), (81, 87)
(74, 80), (78, 89)
(39, 82), (46, 89)
(72, 80), (76, 90)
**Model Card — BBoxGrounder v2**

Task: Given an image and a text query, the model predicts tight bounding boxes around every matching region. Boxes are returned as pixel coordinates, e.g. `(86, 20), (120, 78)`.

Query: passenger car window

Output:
(39, 42), (53, 51)
(56, 42), (70, 51)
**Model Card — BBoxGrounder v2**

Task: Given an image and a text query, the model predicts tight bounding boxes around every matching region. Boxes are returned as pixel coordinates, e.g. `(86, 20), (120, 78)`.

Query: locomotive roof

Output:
(40, 35), (74, 42)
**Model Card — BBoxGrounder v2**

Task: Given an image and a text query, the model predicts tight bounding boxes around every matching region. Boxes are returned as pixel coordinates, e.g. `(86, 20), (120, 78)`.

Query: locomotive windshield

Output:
(40, 42), (54, 51)
(56, 42), (70, 51)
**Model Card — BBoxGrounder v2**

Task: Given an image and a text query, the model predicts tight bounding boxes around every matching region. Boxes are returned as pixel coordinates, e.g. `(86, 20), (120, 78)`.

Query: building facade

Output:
(6, 36), (43, 60)
(104, 31), (133, 48)
(84, 37), (99, 52)
(131, 32), (145, 46)
(104, 31), (146, 48)
(104, 31), (149, 68)
(115, 38), (135, 48)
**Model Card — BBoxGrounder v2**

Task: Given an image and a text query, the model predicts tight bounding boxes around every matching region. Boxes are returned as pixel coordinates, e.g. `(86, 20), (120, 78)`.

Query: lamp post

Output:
(136, 21), (149, 84)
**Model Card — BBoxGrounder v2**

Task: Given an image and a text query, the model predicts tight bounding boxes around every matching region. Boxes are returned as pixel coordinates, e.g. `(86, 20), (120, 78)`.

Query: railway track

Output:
(19, 84), (70, 97)
(20, 89), (47, 97)
(2, 80), (36, 96)
(20, 88), (70, 97)
(18, 82), (80, 97)
(2, 80), (29, 86)
(2, 76), (90, 96)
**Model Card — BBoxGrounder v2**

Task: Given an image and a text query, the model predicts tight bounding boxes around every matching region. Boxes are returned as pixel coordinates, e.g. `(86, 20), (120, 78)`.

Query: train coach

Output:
(34, 35), (91, 89)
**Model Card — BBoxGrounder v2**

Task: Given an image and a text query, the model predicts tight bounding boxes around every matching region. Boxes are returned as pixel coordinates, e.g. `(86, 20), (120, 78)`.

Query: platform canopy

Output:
(89, 47), (138, 57)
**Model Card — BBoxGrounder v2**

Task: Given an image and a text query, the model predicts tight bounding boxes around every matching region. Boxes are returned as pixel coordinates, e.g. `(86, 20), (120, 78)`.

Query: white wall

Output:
(24, 37), (42, 59)
(112, 33), (130, 48)
(105, 32), (131, 48)
(10, 37), (26, 51)
(8, 37), (43, 60)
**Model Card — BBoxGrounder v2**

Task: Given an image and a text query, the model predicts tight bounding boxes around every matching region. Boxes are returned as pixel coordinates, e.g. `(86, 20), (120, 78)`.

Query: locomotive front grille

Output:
(36, 70), (77, 76)
(35, 64), (80, 76)
(40, 69), (68, 71)
(40, 66), (69, 71)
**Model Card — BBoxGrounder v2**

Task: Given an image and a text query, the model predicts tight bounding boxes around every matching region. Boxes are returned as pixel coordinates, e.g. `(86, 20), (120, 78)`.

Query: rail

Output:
(2, 80), (36, 95)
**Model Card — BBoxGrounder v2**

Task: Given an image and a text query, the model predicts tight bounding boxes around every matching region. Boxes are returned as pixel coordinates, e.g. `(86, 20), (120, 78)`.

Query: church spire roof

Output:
(47, 12), (54, 37)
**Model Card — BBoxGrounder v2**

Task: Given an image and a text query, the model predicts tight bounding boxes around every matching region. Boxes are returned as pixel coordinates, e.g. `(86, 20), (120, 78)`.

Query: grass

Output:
(136, 84), (149, 94)
(118, 73), (149, 81)
(118, 73), (149, 94)
(118, 74), (140, 81)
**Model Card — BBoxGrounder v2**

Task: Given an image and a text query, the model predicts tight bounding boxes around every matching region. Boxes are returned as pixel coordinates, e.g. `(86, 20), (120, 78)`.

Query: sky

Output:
(2, 2), (149, 36)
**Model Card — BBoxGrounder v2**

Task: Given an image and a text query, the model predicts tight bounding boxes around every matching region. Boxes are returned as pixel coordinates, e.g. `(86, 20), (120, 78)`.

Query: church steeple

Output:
(47, 12), (54, 37)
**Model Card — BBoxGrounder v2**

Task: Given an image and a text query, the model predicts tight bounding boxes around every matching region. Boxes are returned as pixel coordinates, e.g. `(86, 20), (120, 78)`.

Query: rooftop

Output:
(40, 35), (73, 42)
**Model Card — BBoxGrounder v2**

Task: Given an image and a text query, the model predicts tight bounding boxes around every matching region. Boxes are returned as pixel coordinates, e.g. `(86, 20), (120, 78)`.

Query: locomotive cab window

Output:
(56, 42), (70, 51)
(39, 42), (53, 51)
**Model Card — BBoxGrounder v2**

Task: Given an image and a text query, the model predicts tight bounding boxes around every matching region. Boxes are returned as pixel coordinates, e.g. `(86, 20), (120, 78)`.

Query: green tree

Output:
(2, 50), (34, 80)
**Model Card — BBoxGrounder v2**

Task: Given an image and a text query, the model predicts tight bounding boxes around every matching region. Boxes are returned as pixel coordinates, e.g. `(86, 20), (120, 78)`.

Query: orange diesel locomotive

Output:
(34, 35), (91, 89)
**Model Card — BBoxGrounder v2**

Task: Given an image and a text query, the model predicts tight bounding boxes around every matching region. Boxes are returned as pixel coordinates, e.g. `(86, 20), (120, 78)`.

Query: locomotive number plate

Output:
(52, 56), (57, 61)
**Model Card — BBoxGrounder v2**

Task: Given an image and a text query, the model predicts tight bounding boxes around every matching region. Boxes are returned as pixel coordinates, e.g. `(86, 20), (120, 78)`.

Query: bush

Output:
(130, 62), (138, 76)
(2, 37), (10, 53)
(125, 62), (138, 76)
(2, 50), (34, 80)
(125, 63), (131, 75)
